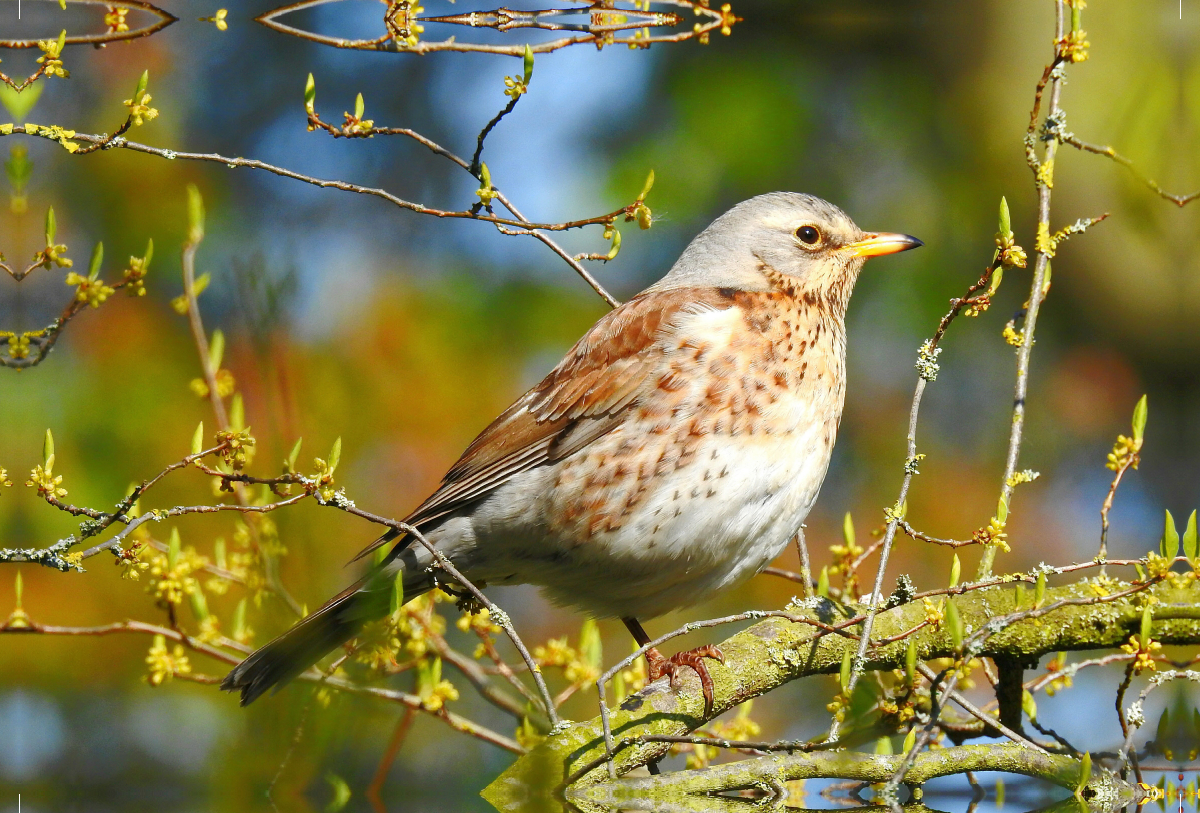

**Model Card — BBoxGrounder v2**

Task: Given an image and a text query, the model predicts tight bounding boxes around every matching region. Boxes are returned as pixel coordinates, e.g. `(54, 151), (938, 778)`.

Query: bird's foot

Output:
(645, 644), (725, 717)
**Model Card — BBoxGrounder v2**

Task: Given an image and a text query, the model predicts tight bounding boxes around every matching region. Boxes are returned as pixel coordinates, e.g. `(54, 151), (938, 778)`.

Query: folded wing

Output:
(351, 287), (731, 561)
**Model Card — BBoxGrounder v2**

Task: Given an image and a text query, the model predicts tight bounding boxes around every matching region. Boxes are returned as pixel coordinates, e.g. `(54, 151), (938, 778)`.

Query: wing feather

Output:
(352, 287), (733, 561)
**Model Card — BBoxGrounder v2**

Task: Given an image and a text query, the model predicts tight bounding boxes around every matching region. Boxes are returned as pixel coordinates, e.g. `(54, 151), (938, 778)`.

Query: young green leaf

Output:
(208, 329), (225, 371)
(605, 228), (622, 261)
(191, 421), (205, 455)
(143, 237), (154, 268)
(189, 587), (209, 621)
(998, 196), (1012, 238)
(354, 92), (365, 121)
(839, 649), (852, 692)
(945, 599), (964, 649)
(1132, 394), (1148, 444)
(390, 570), (405, 616)
(985, 267), (1003, 297)
(232, 597), (247, 640)
(949, 554), (961, 589)
(613, 671), (627, 704)
(875, 736), (893, 756)
(996, 493), (1009, 524)
(817, 566), (830, 598)
(638, 168), (656, 201)
(134, 69), (149, 103)
(87, 242), (103, 280)
(522, 44), (534, 86)
(1141, 603), (1153, 645)
(1183, 510), (1198, 563)
(167, 527), (181, 570)
(304, 73), (316, 112)
(43, 428), (54, 469)
(193, 272), (211, 299)
(1156, 707), (1171, 745)
(579, 618), (602, 671)
(230, 394), (245, 432)
(843, 511), (855, 549)
(287, 437), (303, 471)
(1162, 509), (1180, 560)
(328, 437), (342, 473)
(1021, 689), (1038, 722)
(45, 206), (56, 244)
(904, 637), (917, 685)
(902, 727), (917, 754)
(186, 183), (205, 245)
(1075, 752), (1091, 798)
(1034, 571), (1046, 607)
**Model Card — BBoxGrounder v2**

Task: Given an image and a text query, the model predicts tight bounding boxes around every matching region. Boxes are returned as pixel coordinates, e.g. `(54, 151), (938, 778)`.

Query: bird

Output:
(221, 192), (922, 712)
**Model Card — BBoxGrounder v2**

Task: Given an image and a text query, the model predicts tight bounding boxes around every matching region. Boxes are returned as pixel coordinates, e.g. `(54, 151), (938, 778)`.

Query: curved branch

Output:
(572, 744), (1134, 811)
(484, 575), (1193, 802)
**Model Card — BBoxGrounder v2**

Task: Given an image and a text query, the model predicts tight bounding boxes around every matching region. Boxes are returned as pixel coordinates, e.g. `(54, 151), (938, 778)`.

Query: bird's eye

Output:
(795, 225), (821, 245)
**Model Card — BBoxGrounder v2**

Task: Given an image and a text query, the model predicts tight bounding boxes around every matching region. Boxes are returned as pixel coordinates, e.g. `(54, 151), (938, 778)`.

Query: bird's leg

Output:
(622, 617), (725, 717)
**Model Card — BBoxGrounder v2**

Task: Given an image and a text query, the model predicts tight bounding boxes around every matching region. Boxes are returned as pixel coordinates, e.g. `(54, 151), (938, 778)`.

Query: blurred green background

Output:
(0, 0), (1197, 810)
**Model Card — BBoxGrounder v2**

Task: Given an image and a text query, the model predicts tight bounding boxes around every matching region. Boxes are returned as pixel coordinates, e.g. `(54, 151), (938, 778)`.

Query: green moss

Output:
(484, 576), (1198, 806)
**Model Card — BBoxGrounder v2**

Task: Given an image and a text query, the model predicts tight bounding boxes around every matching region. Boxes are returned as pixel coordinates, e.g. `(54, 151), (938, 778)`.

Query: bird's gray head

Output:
(651, 192), (921, 308)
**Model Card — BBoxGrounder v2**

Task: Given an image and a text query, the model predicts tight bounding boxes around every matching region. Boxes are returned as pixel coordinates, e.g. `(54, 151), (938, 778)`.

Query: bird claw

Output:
(646, 644), (725, 717)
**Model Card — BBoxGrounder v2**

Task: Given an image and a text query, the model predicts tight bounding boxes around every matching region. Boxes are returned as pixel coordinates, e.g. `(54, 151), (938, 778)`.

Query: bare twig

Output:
(254, 0), (734, 57)
(0, 0), (176, 49)
(1060, 134), (1200, 207)
(366, 708), (415, 813)
(978, 4), (1067, 580)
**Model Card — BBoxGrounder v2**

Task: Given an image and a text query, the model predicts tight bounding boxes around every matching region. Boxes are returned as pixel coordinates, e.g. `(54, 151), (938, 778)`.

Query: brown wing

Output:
(350, 287), (732, 562)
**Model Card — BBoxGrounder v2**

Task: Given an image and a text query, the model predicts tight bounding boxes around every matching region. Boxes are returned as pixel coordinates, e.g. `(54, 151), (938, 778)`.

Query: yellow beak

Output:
(844, 232), (924, 258)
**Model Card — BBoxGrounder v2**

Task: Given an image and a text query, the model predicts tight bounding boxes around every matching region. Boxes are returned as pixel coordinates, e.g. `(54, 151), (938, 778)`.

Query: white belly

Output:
(453, 414), (837, 619)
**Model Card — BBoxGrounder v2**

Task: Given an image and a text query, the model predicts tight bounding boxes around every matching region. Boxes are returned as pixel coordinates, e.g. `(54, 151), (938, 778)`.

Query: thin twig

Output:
(978, 4), (1067, 580)
(915, 663), (1047, 754)
(366, 707), (415, 813)
(254, 0), (731, 56)
(832, 256), (1001, 741)
(1060, 134), (1199, 207)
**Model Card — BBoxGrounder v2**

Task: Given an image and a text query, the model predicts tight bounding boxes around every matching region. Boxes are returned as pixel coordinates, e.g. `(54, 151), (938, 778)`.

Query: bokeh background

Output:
(0, 0), (1197, 810)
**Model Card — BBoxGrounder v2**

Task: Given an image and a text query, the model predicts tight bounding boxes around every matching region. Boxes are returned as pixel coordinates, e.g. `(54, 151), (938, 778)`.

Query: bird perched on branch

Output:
(222, 192), (922, 713)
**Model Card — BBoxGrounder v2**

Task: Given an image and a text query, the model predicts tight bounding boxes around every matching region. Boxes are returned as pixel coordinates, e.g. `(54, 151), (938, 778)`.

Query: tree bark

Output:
(483, 576), (1200, 809)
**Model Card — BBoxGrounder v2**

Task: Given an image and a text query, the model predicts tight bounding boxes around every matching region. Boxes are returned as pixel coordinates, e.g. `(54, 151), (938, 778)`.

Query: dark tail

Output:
(221, 568), (406, 706)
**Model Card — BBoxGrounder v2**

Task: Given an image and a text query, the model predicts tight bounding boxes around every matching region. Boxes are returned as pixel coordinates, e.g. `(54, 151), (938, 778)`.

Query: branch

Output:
(485, 575), (1190, 800)
(571, 744), (1133, 810)
(8, 127), (627, 233)
(1060, 134), (1199, 207)
(254, 0), (733, 57)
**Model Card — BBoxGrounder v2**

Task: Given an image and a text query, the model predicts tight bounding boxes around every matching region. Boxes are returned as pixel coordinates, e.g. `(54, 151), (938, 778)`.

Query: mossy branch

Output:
(485, 575), (1199, 806)
(572, 744), (1134, 812)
